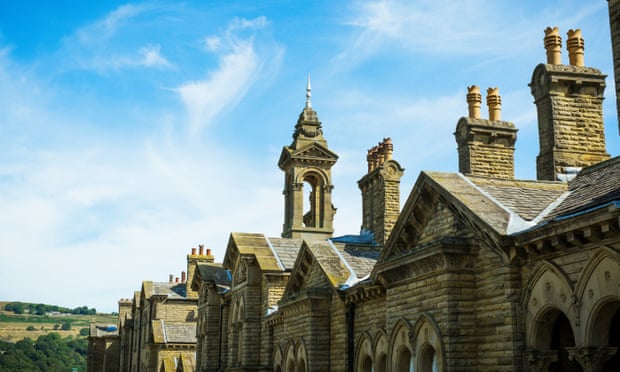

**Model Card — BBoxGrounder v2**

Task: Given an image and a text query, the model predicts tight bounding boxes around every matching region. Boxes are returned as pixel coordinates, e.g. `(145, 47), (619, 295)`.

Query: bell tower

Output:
(278, 77), (338, 240)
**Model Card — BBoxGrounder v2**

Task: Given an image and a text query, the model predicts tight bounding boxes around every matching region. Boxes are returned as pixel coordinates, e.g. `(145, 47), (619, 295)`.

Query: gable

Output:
(378, 171), (508, 267)
(278, 142), (338, 169)
(283, 240), (353, 299)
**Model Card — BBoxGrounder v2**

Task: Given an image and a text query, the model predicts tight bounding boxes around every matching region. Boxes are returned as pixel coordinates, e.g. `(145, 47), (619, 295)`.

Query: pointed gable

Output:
(278, 142), (338, 169)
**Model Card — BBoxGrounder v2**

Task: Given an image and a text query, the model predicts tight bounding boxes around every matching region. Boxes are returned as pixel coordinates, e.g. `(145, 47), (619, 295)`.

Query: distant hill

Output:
(0, 301), (117, 371)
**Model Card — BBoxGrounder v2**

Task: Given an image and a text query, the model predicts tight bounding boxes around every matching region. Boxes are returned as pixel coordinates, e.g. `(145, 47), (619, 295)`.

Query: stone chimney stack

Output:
(455, 86), (517, 179)
(358, 138), (404, 246)
(186, 245), (215, 299)
(530, 27), (609, 181)
(117, 298), (133, 329)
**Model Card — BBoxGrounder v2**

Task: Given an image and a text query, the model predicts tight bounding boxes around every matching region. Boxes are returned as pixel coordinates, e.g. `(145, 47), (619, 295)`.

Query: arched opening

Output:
(548, 312), (582, 372)
(301, 173), (323, 228)
(286, 359), (295, 372)
(602, 307), (620, 371)
(375, 353), (386, 372)
(419, 343), (437, 372)
(297, 358), (306, 372)
(360, 355), (373, 372)
(395, 347), (412, 372)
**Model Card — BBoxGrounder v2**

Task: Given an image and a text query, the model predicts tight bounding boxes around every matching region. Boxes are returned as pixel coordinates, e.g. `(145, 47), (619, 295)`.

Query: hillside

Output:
(0, 301), (117, 343)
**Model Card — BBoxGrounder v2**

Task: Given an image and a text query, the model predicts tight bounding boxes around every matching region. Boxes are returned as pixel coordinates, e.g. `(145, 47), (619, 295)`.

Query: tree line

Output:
(4, 302), (96, 316)
(0, 332), (87, 371)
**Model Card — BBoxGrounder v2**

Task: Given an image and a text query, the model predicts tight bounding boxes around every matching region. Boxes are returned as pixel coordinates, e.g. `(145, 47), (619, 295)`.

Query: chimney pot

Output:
(466, 85), (482, 119)
(191, 247), (197, 256)
(567, 29), (584, 67)
(486, 87), (501, 121)
(544, 26), (562, 65)
(181, 271), (187, 283)
(206, 248), (212, 256)
(199, 245), (204, 255)
(175, 277), (180, 283)
(169, 274), (174, 283)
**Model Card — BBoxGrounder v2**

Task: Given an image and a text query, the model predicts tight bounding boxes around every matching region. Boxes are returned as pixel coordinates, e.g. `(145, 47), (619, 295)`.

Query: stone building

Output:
(89, 247), (215, 372)
(192, 22), (620, 372)
(90, 5), (620, 372)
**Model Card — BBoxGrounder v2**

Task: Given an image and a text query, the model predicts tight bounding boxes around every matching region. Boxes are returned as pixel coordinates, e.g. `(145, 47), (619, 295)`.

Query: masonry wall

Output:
(472, 246), (523, 371)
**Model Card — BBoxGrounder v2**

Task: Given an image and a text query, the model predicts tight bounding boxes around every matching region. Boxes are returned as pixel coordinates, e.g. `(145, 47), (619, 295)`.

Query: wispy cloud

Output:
(176, 16), (276, 133)
(75, 4), (148, 46)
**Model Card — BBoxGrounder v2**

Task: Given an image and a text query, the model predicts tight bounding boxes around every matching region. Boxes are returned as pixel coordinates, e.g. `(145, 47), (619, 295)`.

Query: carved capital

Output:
(525, 349), (558, 372)
(566, 347), (618, 372)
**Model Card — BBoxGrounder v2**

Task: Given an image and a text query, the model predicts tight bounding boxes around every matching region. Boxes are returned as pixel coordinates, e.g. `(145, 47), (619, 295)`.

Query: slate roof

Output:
(229, 232), (282, 271)
(89, 323), (118, 337)
(152, 320), (196, 344)
(544, 156), (620, 221)
(423, 156), (620, 237)
(146, 282), (187, 299)
(467, 177), (567, 221)
(194, 263), (231, 289)
(268, 237), (303, 270)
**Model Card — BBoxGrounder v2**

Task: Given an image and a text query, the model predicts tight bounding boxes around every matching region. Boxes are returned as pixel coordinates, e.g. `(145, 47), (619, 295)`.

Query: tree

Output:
(61, 321), (71, 331)
(79, 328), (89, 336)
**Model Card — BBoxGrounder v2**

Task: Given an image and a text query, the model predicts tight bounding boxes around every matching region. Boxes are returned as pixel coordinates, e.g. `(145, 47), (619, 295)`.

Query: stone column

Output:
(566, 347), (618, 372)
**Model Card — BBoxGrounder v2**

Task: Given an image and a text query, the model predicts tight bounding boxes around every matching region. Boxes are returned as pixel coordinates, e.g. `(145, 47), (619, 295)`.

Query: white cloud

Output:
(139, 45), (171, 68)
(176, 17), (275, 133)
(75, 4), (147, 46)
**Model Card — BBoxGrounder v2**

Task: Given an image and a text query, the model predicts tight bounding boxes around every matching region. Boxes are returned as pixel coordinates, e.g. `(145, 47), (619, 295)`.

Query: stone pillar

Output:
(525, 349), (558, 372)
(566, 347), (618, 372)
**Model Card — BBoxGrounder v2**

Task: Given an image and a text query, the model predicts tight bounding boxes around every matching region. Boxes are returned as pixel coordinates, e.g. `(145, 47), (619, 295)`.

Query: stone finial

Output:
(544, 26), (562, 65)
(486, 87), (501, 121)
(305, 75), (312, 108)
(567, 29), (584, 67)
(466, 85), (482, 119)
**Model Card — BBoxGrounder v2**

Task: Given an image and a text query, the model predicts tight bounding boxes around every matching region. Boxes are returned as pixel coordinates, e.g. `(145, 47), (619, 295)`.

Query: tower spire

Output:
(306, 75), (312, 108)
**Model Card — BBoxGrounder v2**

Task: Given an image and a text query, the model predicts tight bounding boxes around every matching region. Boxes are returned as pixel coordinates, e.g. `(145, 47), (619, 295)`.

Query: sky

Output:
(0, 1), (619, 313)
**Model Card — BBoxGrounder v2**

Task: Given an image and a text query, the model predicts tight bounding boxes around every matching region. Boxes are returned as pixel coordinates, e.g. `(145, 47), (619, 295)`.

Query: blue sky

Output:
(0, 1), (618, 313)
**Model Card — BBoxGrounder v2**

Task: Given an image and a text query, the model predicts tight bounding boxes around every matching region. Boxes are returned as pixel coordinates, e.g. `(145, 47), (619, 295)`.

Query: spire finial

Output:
(306, 75), (312, 108)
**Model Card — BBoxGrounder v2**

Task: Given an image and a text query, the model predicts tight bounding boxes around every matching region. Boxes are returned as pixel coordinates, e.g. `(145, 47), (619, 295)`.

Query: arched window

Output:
(395, 347), (412, 372)
(418, 343), (437, 372)
(375, 353), (387, 372)
(548, 312), (582, 372)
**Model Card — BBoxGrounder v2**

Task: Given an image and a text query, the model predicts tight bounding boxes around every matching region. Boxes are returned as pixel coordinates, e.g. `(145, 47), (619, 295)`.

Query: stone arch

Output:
(412, 313), (444, 372)
(273, 344), (284, 372)
(522, 260), (576, 348)
(284, 340), (296, 372)
(373, 329), (388, 372)
(355, 331), (374, 372)
(295, 339), (308, 372)
(297, 169), (329, 228)
(390, 319), (413, 372)
(575, 247), (620, 346)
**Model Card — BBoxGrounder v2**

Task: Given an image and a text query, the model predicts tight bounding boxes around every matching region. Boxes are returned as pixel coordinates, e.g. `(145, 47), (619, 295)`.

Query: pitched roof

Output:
(544, 156), (620, 221)
(152, 320), (196, 344)
(228, 232), (282, 272)
(267, 237), (303, 270)
(143, 281), (187, 300)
